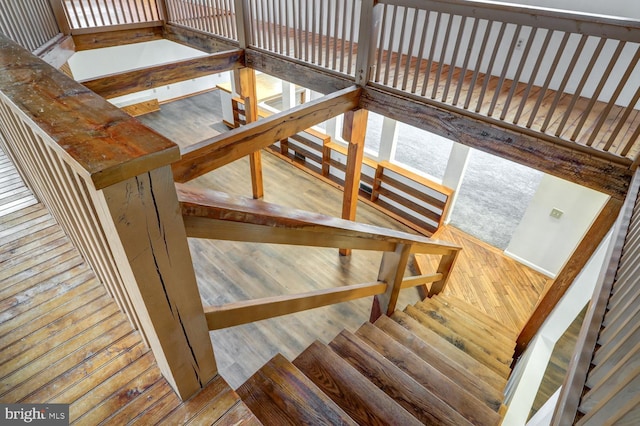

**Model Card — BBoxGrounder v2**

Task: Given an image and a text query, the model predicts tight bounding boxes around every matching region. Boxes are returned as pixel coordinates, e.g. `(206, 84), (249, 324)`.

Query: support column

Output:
(282, 81), (297, 110)
(93, 166), (218, 400)
(233, 67), (264, 199)
(378, 116), (398, 161)
(441, 143), (471, 223)
(340, 108), (368, 256)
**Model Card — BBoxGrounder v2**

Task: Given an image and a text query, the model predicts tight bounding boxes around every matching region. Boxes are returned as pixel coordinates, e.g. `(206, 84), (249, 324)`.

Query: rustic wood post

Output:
(340, 108), (368, 256)
(428, 250), (460, 297)
(91, 166), (218, 400)
(370, 243), (411, 321)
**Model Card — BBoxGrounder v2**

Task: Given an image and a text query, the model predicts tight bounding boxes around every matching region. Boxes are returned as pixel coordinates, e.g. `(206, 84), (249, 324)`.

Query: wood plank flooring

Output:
(0, 147), (257, 424)
(415, 225), (549, 335)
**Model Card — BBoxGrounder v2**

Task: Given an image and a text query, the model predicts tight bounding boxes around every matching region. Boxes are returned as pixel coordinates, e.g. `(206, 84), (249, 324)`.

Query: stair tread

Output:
(356, 321), (503, 422)
(414, 300), (515, 360)
(434, 294), (519, 339)
(329, 329), (474, 426)
(405, 305), (512, 377)
(391, 311), (511, 383)
(238, 354), (355, 425)
(293, 340), (422, 426)
(215, 400), (263, 425)
(427, 295), (517, 346)
(375, 314), (507, 395)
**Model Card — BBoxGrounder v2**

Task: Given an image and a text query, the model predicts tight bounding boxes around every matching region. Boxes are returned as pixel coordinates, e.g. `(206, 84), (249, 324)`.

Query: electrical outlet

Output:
(550, 208), (564, 219)
(515, 38), (524, 50)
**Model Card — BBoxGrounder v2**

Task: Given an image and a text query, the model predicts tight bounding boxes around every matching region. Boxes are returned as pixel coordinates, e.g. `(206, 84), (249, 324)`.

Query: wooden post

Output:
(233, 0), (250, 49)
(233, 67), (264, 199)
(428, 250), (460, 297)
(91, 166), (218, 400)
(339, 108), (368, 256)
(355, 0), (382, 86)
(48, 0), (71, 35)
(370, 244), (411, 321)
(514, 196), (623, 359)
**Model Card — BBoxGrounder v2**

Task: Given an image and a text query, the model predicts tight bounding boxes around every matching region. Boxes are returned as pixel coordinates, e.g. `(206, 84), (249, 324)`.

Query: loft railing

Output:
(368, 0), (640, 163)
(0, 0), (60, 52)
(57, 0), (163, 32)
(164, 0), (237, 40)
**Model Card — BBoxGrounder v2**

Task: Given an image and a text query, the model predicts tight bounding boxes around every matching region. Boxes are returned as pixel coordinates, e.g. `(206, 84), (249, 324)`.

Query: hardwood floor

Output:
(0, 147), (257, 424)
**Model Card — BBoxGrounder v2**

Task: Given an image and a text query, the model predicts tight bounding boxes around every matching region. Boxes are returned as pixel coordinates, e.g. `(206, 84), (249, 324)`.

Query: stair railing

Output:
(0, 35), (216, 401)
(177, 183), (462, 330)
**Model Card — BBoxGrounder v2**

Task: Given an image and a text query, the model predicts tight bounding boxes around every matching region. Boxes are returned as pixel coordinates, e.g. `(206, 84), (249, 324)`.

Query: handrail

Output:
(177, 182), (462, 327)
(552, 168), (640, 424)
(0, 35), (216, 399)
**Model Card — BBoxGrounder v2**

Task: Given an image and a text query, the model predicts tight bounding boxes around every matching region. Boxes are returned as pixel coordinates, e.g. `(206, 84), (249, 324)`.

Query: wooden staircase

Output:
(238, 293), (517, 425)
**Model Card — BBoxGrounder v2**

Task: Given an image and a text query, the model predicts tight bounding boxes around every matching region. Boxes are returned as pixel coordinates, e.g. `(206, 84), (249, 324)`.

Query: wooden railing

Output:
(0, 35), (216, 400)
(553, 168), (640, 424)
(245, 0), (360, 76)
(0, 0), (60, 51)
(228, 97), (454, 235)
(369, 0), (640, 163)
(164, 0), (238, 40)
(58, 0), (163, 31)
(177, 183), (461, 329)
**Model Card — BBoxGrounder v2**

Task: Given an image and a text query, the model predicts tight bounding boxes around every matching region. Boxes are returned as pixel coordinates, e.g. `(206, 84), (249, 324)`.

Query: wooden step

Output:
(415, 299), (515, 360)
(391, 311), (510, 385)
(404, 304), (512, 377)
(237, 353), (356, 425)
(329, 329), (474, 426)
(434, 294), (519, 340)
(293, 340), (422, 425)
(355, 322), (503, 423)
(428, 294), (518, 344)
(375, 314), (506, 399)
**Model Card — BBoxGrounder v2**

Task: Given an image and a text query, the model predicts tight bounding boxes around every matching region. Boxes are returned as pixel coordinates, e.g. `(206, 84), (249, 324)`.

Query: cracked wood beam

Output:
(172, 86), (362, 183)
(91, 166), (217, 400)
(80, 49), (244, 99)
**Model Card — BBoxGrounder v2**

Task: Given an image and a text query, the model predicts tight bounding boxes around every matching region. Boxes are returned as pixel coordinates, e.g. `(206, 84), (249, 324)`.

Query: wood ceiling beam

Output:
(80, 49), (244, 99)
(163, 24), (240, 53)
(245, 49), (355, 95)
(73, 26), (164, 51)
(172, 86), (362, 183)
(360, 86), (633, 200)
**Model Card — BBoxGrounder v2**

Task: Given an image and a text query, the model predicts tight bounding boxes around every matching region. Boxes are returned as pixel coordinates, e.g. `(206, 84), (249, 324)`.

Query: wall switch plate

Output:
(550, 208), (564, 219)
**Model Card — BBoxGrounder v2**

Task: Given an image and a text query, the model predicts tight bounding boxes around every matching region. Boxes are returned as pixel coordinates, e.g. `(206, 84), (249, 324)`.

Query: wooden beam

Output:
(72, 26), (164, 51)
(245, 49), (355, 95)
(92, 166), (217, 400)
(340, 108), (368, 256)
(163, 24), (240, 53)
(0, 36), (180, 190)
(360, 86), (633, 200)
(233, 67), (263, 199)
(205, 282), (387, 330)
(172, 86), (362, 183)
(515, 196), (623, 358)
(81, 49), (244, 99)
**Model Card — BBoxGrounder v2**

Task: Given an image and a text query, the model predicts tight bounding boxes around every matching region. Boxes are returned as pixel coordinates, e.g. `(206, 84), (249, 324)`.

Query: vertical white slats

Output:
(499, 26), (537, 121)
(0, 0), (60, 52)
(474, 21), (506, 113)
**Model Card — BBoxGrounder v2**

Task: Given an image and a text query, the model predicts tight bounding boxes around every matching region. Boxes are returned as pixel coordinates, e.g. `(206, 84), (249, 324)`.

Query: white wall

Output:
(505, 175), (609, 277)
(497, 0), (640, 19)
(68, 39), (230, 106)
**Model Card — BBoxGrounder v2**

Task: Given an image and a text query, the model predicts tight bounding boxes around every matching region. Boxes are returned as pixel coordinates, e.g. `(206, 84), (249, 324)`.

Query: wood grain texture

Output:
(82, 49), (244, 99)
(293, 341), (422, 425)
(0, 36), (180, 190)
(72, 26), (164, 51)
(164, 23), (240, 54)
(172, 86), (362, 183)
